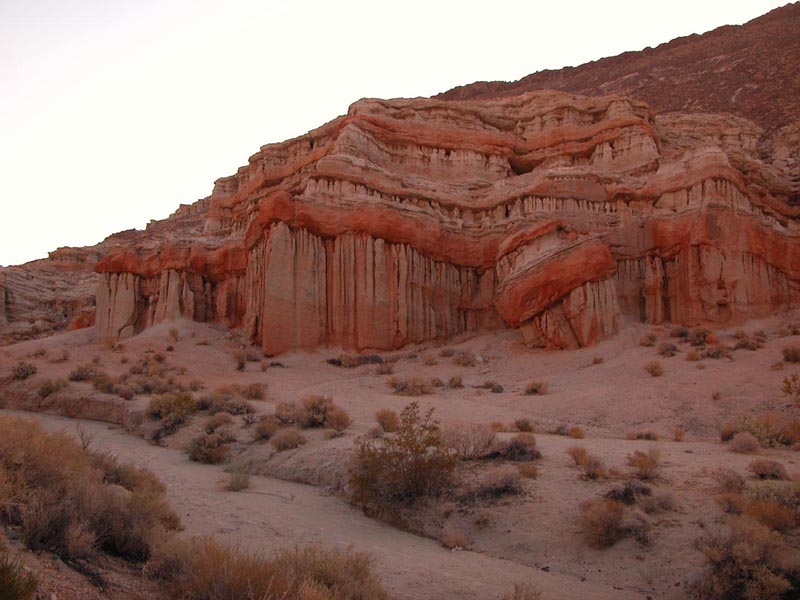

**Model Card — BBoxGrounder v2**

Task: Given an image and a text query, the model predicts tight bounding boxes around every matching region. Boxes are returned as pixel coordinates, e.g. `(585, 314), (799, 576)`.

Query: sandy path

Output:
(2, 409), (641, 600)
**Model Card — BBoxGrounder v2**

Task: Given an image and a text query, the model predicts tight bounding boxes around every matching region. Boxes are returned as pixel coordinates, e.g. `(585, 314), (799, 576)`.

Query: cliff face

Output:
(92, 91), (800, 353)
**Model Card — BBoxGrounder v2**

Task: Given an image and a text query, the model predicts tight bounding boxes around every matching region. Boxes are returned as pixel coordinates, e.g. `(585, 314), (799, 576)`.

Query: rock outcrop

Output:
(4, 5), (798, 353)
(92, 90), (800, 352)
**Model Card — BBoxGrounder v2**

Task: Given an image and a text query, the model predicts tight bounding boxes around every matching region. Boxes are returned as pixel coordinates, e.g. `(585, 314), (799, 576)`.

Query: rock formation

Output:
(3, 4), (798, 353)
(92, 91), (800, 353)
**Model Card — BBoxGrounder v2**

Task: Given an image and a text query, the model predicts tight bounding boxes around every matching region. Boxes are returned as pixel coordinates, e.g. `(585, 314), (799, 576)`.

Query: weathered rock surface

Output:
(92, 90), (800, 352)
(4, 5), (798, 352)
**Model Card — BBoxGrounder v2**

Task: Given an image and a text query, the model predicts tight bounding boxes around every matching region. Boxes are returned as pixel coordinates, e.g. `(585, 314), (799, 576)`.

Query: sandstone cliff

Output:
(3, 5), (798, 353)
(92, 91), (800, 353)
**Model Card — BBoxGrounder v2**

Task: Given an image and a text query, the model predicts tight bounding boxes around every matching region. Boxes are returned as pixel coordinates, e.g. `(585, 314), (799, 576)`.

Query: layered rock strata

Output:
(92, 91), (800, 353)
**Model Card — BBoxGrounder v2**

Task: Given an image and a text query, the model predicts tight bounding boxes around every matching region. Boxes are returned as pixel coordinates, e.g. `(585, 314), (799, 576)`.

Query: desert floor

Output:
(1, 316), (798, 600)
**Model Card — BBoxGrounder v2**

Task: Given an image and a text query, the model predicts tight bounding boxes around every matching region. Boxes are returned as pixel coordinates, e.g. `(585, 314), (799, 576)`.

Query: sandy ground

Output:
(1, 316), (799, 599)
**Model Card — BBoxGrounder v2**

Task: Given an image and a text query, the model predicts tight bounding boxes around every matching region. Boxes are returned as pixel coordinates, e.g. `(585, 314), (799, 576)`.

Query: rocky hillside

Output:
(438, 4), (800, 134)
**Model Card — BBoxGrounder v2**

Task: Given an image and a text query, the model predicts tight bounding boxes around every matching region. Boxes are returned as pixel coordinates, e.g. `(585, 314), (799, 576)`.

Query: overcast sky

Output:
(0, 0), (789, 266)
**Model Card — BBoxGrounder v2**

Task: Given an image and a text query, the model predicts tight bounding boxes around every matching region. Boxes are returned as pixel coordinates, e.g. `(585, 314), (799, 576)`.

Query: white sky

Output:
(0, 0), (788, 266)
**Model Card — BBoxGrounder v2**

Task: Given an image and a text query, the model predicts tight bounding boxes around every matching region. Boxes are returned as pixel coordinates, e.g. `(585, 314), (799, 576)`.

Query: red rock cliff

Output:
(93, 91), (800, 353)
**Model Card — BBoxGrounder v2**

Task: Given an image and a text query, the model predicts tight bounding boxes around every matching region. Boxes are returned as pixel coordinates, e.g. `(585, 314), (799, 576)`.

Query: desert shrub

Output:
(781, 418), (800, 445)
(730, 432), (760, 453)
(296, 395), (334, 428)
(714, 468), (746, 494)
(375, 409), (399, 433)
(422, 354), (438, 366)
(671, 325), (689, 338)
(626, 448), (661, 480)
(514, 418), (535, 432)
(233, 350), (246, 371)
(274, 401), (299, 424)
(206, 394), (255, 416)
(567, 445), (588, 466)
(439, 348), (455, 358)
(592, 356), (604, 365)
(275, 396), (350, 432)
(640, 333), (657, 347)
(146, 392), (196, 421)
(327, 354), (383, 368)
(387, 376), (433, 396)
(493, 433), (541, 461)
(243, 383), (267, 400)
(745, 481), (800, 508)
(673, 428), (686, 441)
(36, 378), (68, 399)
(641, 492), (677, 514)
(52, 349), (70, 363)
(146, 537), (388, 600)
(579, 498), (624, 548)
(782, 373), (800, 406)
(550, 423), (570, 436)
(466, 469), (524, 501)
(690, 517), (799, 600)
(736, 413), (788, 448)
(626, 430), (659, 441)
(714, 492), (747, 514)
(686, 349), (701, 361)
(440, 523), (468, 549)
(658, 342), (678, 357)
(270, 428), (306, 451)
(204, 413), (233, 434)
(703, 344), (733, 360)
(782, 345), (800, 363)
(745, 500), (796, 532)
(326, 407), (353, 435)
(689, 328), (711, 347)
(187, 432), (233, 464)
(747, 460), (789, 481)
(0, 544), (37, 600)
(719, 422), (739, 442)
(375, 363), (394, 375)
(605, 480), (652, 505)
(442, 423), (497, 460)
(734, 335), (762, 351)
(479, 380), (503, 393)
(447, 374), (463, 389)
(453, 351), (476, 367)
(501, 583), (541, 600)
(580, 454), (606, 480)
(643, 361), (663, 377)
(518, 463), (539, 479)
(66, 364), (94, 382)
(11, 362), (37, 381)
(253, 415), (281, 441)
(524, 381), (548, 395)
(225, 459), (251, 492)
(0, 416), (178, 562)
(568, 426), (585, 439)
(349, 402), (456, 514)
